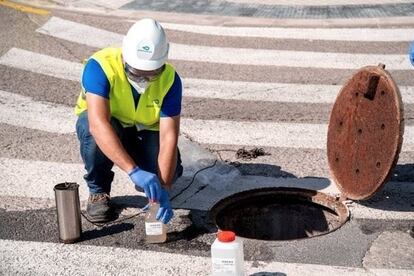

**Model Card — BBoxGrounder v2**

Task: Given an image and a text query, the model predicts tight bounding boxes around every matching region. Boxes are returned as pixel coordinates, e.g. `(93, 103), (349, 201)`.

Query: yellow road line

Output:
(0, 0), (50, 15)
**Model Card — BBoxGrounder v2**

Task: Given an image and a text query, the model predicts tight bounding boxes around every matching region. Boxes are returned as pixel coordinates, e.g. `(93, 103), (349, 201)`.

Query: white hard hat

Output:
(122, 18), (169, 71)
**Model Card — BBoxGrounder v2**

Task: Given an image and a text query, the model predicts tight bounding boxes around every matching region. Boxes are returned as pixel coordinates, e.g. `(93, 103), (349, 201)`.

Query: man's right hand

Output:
(156, 188), (174, 224)
(410, 41), (414, 66)
(128, 167), (161, 201)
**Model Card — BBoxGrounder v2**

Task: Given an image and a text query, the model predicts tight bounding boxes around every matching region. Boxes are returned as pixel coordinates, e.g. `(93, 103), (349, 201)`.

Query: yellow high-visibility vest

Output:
(75, 47), (175, 131)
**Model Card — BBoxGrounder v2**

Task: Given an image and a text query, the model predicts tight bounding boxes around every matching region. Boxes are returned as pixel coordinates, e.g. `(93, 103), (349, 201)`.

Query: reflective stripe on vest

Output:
(74, 47), (175, 131)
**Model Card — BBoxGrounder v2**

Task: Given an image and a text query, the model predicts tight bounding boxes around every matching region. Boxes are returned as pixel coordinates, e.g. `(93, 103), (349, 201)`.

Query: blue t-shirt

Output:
(81, 59), (182, 117)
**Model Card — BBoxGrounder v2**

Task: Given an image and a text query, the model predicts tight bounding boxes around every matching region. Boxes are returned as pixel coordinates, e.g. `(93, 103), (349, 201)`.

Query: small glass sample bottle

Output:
(145, 201), (167, 243)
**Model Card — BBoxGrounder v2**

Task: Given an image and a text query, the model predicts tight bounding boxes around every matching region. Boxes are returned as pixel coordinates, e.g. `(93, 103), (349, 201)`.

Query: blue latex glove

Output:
(156, 188), (174, 224)
(128, 167), (161, 202)
(410, 41), (414, 66)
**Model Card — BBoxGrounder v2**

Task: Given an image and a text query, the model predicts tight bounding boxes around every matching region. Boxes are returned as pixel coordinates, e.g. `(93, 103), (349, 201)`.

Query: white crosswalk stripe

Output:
(4, 239), (411, 276)
(0, 157), (135, 202)
(1, 12), (413, 275)
(1, 86), (413, 150)
(184, 78), (414, 104)
(162, 21), (414, 42)
(2, 48), (414, 104)
(37, 17), (412, 69)
(0, 48), (82, 82)
(205, 0), (414, 8)
(0, 90), (76, 134)
(2, 156), (413, 220)
(181, 118), (414, 151)
(171, 44), (411, 69)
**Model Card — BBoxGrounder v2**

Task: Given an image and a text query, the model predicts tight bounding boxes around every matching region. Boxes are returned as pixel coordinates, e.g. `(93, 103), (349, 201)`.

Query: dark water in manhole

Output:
(214, 193), (345, 241)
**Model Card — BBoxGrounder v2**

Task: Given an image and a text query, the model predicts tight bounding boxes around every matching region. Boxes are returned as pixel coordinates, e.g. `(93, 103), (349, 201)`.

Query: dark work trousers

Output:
(75, 111), (183, 195)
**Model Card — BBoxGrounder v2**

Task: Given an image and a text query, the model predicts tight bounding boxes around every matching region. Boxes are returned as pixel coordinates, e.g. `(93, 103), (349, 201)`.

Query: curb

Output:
(10, 0), (414, 27)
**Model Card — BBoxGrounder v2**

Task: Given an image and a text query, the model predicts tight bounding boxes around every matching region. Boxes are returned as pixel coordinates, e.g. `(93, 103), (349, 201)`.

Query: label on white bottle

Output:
(145, 222), (163, 235)
(212, 258), (236, 274)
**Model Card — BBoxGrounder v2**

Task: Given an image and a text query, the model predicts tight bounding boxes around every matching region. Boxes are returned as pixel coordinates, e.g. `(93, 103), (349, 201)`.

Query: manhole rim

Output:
(209, 187), (350, 241)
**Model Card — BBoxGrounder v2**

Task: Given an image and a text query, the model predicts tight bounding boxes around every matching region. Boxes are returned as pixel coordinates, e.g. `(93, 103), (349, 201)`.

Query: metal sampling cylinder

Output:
(54, 182), (82, 243)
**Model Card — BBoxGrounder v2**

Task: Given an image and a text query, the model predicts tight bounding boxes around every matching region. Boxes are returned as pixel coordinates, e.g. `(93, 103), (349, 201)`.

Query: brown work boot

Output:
(86, 193), (116, 223)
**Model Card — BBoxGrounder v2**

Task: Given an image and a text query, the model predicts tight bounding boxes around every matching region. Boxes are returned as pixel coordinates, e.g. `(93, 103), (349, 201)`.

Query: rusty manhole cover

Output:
(210, 188), (349, 241)
(327, 64), (404, 200)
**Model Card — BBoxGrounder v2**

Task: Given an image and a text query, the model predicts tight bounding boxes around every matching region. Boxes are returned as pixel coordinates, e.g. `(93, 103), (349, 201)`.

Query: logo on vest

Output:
(146, 99), (160, 108)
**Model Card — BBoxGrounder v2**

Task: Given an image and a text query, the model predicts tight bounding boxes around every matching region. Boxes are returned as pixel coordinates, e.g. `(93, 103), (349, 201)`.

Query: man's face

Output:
(124, 63), (165, 83)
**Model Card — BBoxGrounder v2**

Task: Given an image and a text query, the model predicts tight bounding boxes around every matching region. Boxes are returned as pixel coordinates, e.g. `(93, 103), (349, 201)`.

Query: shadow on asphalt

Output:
(81, 223), (134, 242)
(167, 223), (209, 242)
(167, 209), (215, 242)
(111, 195), (148, 209)
(357, 164), (414, 212)
(390, 163), (414, 182)
(231, 162), (296, 178)
(111, 196), (215, 242)
(231, 162), (331, 190)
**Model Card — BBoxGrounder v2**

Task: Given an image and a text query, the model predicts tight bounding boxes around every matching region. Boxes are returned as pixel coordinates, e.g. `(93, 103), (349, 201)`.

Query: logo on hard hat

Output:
(138, 45), (153, 54)
(136, 41), (155, 60)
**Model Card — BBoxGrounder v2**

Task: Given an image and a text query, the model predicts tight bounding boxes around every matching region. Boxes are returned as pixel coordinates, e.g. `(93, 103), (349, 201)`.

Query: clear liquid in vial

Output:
(145, 201), (167, 243)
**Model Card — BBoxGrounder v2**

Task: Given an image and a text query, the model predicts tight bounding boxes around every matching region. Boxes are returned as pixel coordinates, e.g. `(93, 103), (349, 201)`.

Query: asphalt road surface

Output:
(0, 1), (413, 275)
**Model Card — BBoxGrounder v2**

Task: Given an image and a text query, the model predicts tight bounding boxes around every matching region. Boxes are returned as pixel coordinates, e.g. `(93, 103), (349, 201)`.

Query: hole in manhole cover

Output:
(210, 188), (349, 241)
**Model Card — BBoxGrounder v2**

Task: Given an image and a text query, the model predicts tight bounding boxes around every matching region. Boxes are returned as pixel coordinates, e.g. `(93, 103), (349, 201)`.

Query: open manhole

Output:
(210, 187), (349, 241)
(210, 64), (404, 241)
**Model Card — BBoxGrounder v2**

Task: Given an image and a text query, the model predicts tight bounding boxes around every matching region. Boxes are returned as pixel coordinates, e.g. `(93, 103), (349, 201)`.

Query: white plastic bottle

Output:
(211, 231), (245, 276)
(145, 201), (167, 243)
